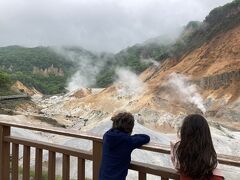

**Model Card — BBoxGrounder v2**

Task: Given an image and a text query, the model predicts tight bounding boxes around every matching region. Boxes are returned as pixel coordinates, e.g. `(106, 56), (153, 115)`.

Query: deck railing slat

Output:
(62, 154), (70, 180)
(78, 158), (85, 180)
(139, 172), (147, 180)
(48, 151), (56, 180)
(0, 126), (11, 180)
(23, 145), (30, 180)
(35, 148), (43, 180)
(12, 143), (19, 180)
(93, 141), (102, 180)
(161, 177), (169, 180)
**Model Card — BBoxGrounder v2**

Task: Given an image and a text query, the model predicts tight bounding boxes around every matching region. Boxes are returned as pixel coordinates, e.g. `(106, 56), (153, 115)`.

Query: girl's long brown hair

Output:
(176, 114), (218, 179)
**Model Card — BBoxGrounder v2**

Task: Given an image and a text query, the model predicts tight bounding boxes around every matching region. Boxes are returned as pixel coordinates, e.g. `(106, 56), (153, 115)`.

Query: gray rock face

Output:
(195, 70), (240, 90)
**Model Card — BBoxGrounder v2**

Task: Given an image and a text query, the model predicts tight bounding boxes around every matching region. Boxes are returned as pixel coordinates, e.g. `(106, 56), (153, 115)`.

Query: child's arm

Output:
(131, 134), (150, 149)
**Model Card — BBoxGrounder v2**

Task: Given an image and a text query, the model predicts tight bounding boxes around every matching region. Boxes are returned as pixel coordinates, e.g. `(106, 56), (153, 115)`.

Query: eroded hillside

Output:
(30, 22), (240, 133)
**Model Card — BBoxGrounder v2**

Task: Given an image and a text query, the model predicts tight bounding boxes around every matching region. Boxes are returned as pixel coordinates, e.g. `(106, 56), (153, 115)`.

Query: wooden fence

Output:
(0, 121), (239, 180)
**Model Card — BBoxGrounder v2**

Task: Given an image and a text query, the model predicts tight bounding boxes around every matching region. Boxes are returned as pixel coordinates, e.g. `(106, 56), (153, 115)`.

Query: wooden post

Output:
(78, 158), (85, 180)
(92, 141), (102, 180)
(23, 146), (30, 180)
(161, 177), (169, 180)
(0, 125), (11, 180)
(62, 154), (70, 180)
(35, 148), (43, 180)
(12, 143), (19, 180)
(139, 172), (147, 180)
(48, 151), (56, 180)
(0, 126), (2, 180)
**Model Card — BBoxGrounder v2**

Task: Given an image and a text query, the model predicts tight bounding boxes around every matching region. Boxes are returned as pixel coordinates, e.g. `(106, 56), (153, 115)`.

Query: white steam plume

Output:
(115, 68), (144, 97)
(167, 72), (206, 113)
(66, 55), (101, 91)
(54, 47), (108, 92)
(141, 58), (160, 66)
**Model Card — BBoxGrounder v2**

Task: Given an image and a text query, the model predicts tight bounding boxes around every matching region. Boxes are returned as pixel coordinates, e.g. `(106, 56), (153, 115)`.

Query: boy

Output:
(99, 112), (150, 180)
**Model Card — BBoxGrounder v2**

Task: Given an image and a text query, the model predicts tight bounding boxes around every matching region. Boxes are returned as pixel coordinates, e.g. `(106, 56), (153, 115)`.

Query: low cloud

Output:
(0, 0), (232, 52)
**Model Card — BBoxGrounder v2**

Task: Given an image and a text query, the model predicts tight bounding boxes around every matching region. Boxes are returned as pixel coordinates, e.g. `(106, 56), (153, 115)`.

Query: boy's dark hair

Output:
(176, 114), (217, 179)
(111, 112), (134, 134)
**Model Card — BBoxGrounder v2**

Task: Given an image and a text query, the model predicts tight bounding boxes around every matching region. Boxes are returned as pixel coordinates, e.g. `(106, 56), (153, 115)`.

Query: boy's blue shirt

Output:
(99, 128), (150, 180)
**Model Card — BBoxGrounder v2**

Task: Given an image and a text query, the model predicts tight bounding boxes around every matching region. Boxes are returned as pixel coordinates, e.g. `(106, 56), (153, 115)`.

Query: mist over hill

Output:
(0, 43), (169, 94)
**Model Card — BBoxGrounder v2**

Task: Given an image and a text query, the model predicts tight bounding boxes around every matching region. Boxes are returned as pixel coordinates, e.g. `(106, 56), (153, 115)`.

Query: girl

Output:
(171, 114), (224, 180)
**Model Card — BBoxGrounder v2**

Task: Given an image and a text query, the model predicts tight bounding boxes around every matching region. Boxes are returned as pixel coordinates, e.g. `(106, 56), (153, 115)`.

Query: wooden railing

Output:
(0, 121), (240, 180)
(0, 95), (29, 101)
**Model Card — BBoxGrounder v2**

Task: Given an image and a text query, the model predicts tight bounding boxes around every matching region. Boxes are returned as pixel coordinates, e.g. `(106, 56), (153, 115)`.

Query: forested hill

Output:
(171, 0), (240, 58)
(0, 46), (78, 94)
(0, 46), (74, 72)
(0, 44), (167, 94)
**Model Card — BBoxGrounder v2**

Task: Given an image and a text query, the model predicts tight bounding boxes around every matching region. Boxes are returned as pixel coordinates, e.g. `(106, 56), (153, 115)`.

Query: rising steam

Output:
(115, 68), (144, 97)
(167, 72), (206, 113)
(54, 47), (107, 92)
(141, 58), (160, 66)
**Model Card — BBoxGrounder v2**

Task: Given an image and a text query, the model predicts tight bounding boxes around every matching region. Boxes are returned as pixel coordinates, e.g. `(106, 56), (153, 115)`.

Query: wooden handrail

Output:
(0, 120), (240, 180)
(0, 120), (102, 142)
(0, 120), (239, 167)
(4, 136), (93, 160)
(0, 94), (29, 101)
(130, 161), (179, 179)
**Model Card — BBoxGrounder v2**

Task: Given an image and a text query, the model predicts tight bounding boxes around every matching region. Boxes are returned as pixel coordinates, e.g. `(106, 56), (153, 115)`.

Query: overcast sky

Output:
(0, 0), (232, 52)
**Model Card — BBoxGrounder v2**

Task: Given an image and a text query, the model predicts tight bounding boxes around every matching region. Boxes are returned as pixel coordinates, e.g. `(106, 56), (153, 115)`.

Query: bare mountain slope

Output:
(37, 22), (240, 132)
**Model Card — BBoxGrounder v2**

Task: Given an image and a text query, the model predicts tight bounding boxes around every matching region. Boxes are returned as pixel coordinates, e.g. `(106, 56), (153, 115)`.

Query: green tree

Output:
(0, 71), (11, 88)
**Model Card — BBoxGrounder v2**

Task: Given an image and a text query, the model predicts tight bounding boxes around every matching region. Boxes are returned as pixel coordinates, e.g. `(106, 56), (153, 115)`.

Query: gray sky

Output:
(0, 0), (232, 52)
